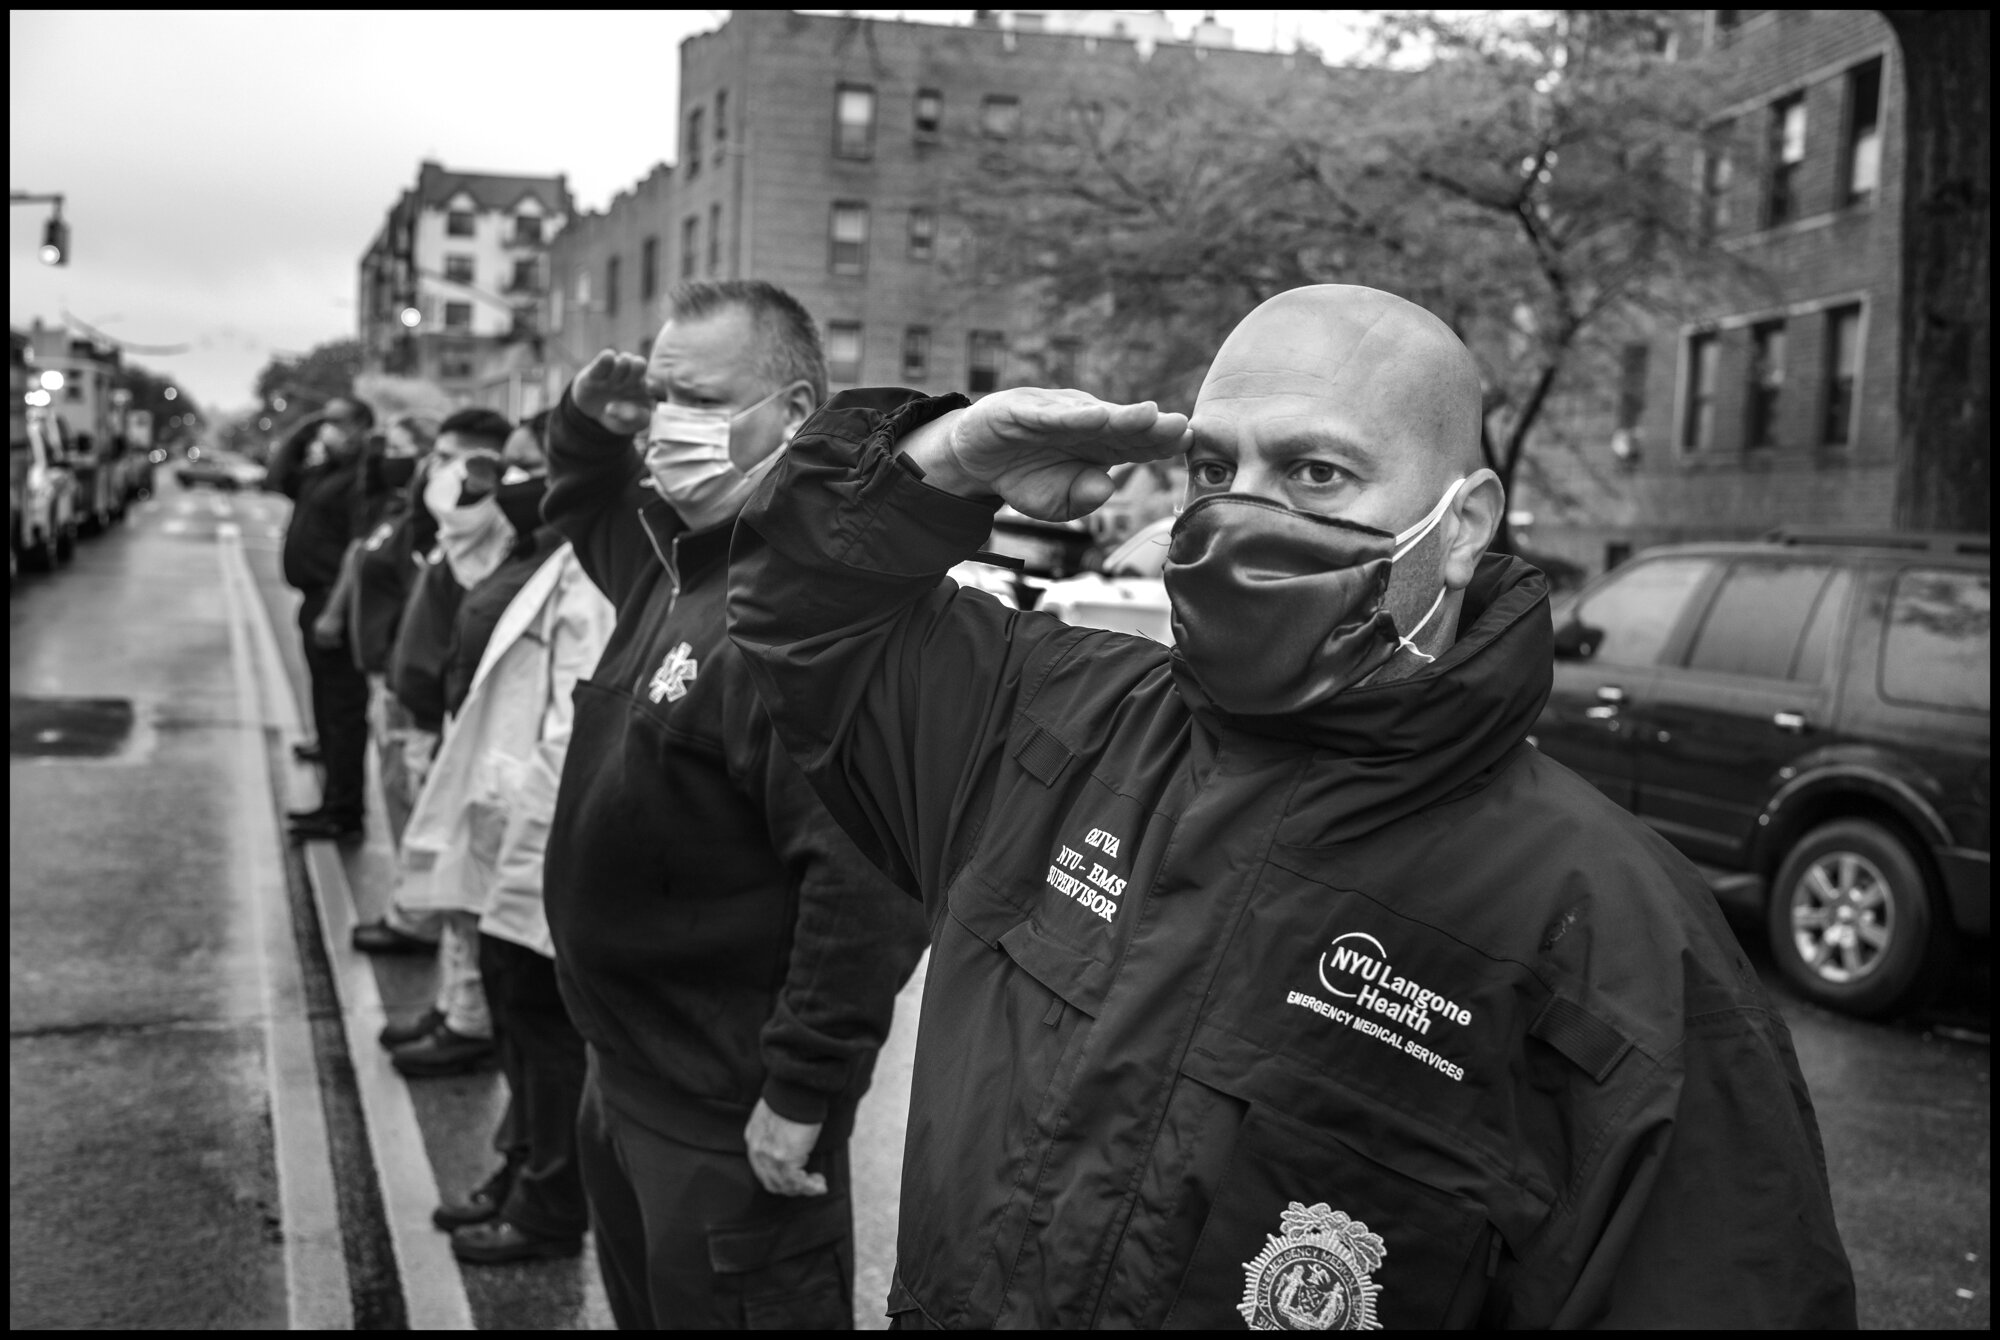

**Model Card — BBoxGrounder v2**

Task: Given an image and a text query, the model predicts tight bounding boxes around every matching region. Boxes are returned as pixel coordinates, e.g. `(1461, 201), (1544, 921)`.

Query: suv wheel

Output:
(1767, 818), (1942, 1018)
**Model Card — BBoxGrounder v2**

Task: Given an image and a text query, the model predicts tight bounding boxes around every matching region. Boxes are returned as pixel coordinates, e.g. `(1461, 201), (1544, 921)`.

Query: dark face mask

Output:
(1163, 480), (1464, 716)
(494, 473), (549, 538)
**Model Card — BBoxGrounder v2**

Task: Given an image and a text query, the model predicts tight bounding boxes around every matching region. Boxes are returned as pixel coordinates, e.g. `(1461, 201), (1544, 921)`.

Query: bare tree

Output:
(957, 10), (1762, 552)
(1881, 10), (1990, 533)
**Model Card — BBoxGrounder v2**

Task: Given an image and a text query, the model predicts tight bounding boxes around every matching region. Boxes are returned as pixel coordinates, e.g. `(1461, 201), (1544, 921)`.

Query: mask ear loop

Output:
(1390, 476), (1468, 663)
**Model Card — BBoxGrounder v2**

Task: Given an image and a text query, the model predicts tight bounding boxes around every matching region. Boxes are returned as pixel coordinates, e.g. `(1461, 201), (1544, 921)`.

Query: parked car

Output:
(175, 447), (266, 492)
(11, 410), (79, 573)
(1535, 530), (1990, 1018)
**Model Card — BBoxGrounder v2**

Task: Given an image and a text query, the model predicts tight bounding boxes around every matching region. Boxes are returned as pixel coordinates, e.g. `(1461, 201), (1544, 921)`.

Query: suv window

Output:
(1683, 560), (1832, 679)
(1571, 556), (1715, 666)
(1880, 568), (1990, 713)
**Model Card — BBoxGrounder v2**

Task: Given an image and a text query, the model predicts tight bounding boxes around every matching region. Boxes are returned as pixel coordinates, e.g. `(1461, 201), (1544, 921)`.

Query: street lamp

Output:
(38, 370), (64, 391)
(399, 306), (423, 328)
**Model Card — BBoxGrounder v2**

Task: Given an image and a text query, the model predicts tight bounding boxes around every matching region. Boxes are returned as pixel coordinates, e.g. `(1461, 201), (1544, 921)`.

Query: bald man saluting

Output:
(728, 286), (1856, 1329)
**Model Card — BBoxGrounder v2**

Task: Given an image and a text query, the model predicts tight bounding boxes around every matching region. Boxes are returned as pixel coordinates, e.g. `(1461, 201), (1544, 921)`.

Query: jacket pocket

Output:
(708, 1192), (853, 1329)
(1165, 1055), (1493, 1331)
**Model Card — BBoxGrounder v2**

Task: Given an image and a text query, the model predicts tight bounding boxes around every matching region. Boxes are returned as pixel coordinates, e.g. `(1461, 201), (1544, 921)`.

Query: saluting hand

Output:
(743, 1098), (828, 1197)
(902, 387), (1191, 523)
(571, 349), (653, 436)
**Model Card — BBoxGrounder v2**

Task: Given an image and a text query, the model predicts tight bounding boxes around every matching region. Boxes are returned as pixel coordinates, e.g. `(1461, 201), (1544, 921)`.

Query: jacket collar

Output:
(1171, 553), (1553, 845)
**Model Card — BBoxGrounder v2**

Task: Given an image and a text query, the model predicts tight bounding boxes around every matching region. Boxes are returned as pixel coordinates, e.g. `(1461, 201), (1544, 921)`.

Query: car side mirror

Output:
(1552, 618), (1601, 661)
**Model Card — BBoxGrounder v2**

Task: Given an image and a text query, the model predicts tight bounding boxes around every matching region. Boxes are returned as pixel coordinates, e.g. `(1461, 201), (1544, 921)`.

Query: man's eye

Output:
(1294, 461), (1347, 486)
(1190, 461), (1234, 487)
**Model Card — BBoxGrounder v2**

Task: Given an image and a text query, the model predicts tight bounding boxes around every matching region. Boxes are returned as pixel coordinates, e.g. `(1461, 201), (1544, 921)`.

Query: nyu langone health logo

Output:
(1287, 931), (1471, 1083)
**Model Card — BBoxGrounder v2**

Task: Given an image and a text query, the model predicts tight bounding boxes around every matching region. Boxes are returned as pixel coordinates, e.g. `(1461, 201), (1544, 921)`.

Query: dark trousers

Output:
(479, 934), (589, 1239)
(577, 1057), (855, 1330)
(296, 588), (368, 818)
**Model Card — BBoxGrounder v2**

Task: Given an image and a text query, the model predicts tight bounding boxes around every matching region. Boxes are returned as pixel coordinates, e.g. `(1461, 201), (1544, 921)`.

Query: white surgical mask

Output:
(424, 455), (518, 588)
(643, 386), (793, 531)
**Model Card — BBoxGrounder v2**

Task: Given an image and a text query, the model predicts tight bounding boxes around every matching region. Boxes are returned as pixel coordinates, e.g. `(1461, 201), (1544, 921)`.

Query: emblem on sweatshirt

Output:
(1238, 1202), (1384, 1330)
(648, 641), (698, 704)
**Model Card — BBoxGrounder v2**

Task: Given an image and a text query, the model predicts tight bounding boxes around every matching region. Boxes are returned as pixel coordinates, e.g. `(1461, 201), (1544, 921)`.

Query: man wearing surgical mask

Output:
(541, 280), (928, 1329)
(726, 285), (1855, 1328)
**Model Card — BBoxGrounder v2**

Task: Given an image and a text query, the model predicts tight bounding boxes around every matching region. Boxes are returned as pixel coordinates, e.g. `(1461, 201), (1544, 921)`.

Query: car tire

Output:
(1766, 818), (1944, 1018)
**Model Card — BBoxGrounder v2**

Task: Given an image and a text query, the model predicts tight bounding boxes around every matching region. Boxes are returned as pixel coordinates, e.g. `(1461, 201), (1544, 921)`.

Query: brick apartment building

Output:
(543, 9), (1318, 407)
(1517, 9), (1907, 579)
(358, 161), (572, 414)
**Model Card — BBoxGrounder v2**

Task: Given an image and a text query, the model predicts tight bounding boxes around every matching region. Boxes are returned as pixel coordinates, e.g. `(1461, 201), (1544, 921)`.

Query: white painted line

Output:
(227, 533), (475, 1332)
(216, 530), (352, 1330)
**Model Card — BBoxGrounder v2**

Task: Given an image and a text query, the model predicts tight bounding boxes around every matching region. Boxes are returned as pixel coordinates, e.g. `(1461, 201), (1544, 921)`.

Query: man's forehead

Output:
(649, 308), (756, 376)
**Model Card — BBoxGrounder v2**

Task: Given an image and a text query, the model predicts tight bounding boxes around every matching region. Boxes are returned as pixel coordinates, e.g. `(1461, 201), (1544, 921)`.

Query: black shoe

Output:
(289, 811), (364, 842)
(391, 1024), (497, 1078)
(285, 803), (333, 823)
(432, 1162), (518, 1232)
(351, 919), (439, 956)
(292, 740), (324, 764)
(380, 1006), (446, 1049)
(451, 1218), (583, 1265)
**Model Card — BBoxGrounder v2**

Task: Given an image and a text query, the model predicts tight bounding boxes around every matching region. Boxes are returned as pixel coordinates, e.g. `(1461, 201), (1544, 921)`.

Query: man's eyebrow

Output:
(1272, 426), (1380, 464)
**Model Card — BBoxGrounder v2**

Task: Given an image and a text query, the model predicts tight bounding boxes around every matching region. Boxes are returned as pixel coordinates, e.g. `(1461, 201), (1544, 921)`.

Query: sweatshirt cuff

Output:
(555, 388), (638, 453)
(760, 1075), (833, 1126)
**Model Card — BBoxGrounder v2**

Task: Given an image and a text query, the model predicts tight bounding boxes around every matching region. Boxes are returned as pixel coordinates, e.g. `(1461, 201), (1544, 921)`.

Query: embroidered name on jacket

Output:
(647, 641), (698, 703)
(1046, 823), (1130, 923)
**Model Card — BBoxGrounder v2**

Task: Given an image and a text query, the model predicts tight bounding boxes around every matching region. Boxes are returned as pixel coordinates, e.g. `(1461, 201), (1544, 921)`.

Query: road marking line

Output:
(216, 529), (352, 1330)
(224, 530), (475, 1332)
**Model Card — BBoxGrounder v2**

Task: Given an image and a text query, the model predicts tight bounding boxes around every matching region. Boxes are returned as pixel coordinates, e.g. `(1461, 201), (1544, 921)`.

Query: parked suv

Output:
(1536, 530), (1990, 1018)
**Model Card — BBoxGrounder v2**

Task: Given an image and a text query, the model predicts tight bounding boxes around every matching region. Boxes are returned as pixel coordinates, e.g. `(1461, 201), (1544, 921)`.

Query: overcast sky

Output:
(10, 9), (1365, 414)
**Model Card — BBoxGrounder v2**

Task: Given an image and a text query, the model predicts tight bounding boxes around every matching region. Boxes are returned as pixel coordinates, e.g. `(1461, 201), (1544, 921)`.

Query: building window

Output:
(444, 301), (473, 331)
(1616, 342), (1650, 430)
(968, 330), (1006, 393)
(829, 202), (869, 276)
(708, 203), (722, 275)
(1823, 305), (1862, 446)
(441, 342), (476, 379)
(513, 214), (542, 245)
(714, 89), (728, 162)
(1843, 59), (1883, 205)
(1766, 93), (1806, 227)
(914, 87), (943, 136)
(574, 268), (591, 308)
(980, 94), (1021, 139)
(606, 255), (621, 317)
(509, 257), (539, 293)
(902, 326), (931, 381)
(1699, 121), (1734, 237)
(640, 236), (658, 301)
(682, 215), (699, 279)
(686, 107), (704, 178)
(827, 322), (863, 383)
(444, 254), (475, 284)
(907, 207), (936, 261)
(834, 84), (876, 159)
(446, 209), (475, 238)
(1746, 320), (1786, 448)
(1682, 332), (1718, 451)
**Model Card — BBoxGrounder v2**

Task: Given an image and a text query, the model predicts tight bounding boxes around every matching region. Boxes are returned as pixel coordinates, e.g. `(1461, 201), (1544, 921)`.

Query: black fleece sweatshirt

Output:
(539, 391), (928, 1151)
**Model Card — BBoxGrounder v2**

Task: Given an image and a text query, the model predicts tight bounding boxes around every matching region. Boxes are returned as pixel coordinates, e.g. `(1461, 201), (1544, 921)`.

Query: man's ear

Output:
(1442, 469), (1503, 591)
(782, 380), (819, 434)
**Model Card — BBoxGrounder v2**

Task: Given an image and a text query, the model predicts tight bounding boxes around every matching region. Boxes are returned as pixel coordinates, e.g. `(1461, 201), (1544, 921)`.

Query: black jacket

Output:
(266, 418), (364, 593)
(727, 389), (1858, 1329)
(540, 392), (928, 1152)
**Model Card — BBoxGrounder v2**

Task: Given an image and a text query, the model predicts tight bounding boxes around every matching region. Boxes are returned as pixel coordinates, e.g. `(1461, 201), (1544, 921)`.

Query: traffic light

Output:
(39, 216), (69, 266)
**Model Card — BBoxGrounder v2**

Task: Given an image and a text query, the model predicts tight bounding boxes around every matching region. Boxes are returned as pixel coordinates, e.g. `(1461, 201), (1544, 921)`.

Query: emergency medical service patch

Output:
(648, 642), (697, 704)
(1238, 1202), (1384, 1330)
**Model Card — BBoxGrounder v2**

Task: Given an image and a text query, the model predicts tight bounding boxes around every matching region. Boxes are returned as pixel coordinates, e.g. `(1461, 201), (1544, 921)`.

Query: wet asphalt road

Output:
(9, 477), (1990, 1328)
